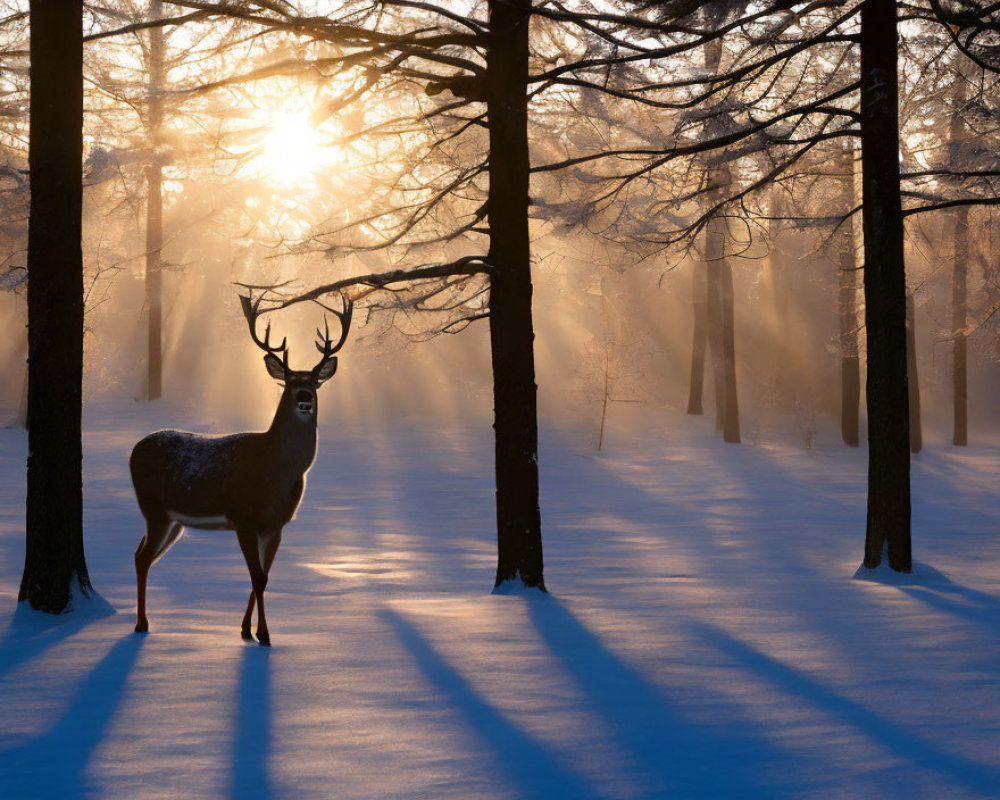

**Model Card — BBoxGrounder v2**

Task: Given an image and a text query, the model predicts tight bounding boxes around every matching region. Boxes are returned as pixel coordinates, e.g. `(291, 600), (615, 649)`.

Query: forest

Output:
(2, 0), (1000, 797)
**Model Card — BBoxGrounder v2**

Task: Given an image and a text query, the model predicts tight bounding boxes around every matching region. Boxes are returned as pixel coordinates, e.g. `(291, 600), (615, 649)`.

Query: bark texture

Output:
(839, 143), (860, 447)
(145, 0), (165, 400)
(719, 239), (740, 444)
(705, 198), (740, 443)
(706, 224), (726, 431)
(686, 262), (707, 415)
(487, 0), (544, 590)
(860, 0), (911, 572)
(21, 0), (93, 612)
(950, 74), (969, 447)
(699, 28), (740, 443)
(952, 206), (969, 447)
(687, 28), (723, 421)
(906, 294), (922, 454)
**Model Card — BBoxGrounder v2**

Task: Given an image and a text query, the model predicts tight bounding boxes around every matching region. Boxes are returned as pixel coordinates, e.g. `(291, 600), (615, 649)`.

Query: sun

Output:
(256, 110), (339, 186)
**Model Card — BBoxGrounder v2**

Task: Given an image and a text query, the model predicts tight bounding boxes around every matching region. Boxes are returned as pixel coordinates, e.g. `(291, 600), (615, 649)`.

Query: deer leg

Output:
(257, 531), (283, 645)
(262, 529), (283, 574)
(237, 529), (274, 646)
(252, 530), (283, 646)
(135, 519), (180, 633)
(135, 538), (151, 633)
(242, 529), (283, 639)
(241, 593), (256, 641)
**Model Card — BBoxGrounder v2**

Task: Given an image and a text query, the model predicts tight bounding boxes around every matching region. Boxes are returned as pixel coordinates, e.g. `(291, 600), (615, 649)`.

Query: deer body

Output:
(131, 417), (314, 533)
(131, 293), (351, 645)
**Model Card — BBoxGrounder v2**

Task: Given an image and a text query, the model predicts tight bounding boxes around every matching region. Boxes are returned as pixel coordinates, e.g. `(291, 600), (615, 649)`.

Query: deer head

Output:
(240, 292), (354, 423)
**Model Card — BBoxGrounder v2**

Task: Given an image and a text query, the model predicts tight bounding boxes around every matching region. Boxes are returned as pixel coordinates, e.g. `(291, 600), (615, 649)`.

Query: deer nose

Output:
(295, 390), (313, 404)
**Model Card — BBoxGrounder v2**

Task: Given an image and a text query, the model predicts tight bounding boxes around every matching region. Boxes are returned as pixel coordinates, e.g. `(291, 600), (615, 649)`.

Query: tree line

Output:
(11, 0), (1000, 613)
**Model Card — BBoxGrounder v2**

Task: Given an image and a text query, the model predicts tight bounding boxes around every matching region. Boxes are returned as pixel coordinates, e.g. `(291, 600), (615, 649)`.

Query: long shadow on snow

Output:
(550, 435), (835, 530)
(528, 597), (792, 797)
(0, 600), (114, 685)
(0, 633), (144, 799)
(693, 621), (1000, 796)
(379, 607), (606, 800)
(539, 438), (861, 611)
(857, 562), (1000, 637)
(230, 646), (273, 800)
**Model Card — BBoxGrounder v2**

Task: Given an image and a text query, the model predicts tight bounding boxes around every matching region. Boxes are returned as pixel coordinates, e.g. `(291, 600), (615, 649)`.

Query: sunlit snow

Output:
(2, 398), (1000, 799)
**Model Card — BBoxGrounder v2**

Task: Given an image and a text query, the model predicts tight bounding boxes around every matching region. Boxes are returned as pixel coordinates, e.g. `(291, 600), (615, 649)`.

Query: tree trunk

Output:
(686, 262), (707, 415)
(719, 244), (740, 443)
(599, 286), (611, 448)
(950, 74), (969, 447)
(839, 142), (860, 447)
(698, 25), (740, 443)
(145, 0), (164, 400)
(706, 223), (726, 432)
(906, 293), (922, 454)
(17, 353), (28, 429)
(687, 29), (724, 421)
(860, 0), (911, 572)
(20, 0), (93, 612)
(952, 205), (968, 446)
(487, 0), (544, 590)
(705, 166), (740, 443)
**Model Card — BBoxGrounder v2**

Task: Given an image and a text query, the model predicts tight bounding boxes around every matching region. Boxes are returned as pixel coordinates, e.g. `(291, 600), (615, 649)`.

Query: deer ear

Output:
(315, 356), (338, 383)
(263, 353), (286, 381)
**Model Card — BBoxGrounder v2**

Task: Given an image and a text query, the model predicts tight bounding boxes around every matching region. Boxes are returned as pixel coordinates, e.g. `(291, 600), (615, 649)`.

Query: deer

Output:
(129, 292), (353, 645)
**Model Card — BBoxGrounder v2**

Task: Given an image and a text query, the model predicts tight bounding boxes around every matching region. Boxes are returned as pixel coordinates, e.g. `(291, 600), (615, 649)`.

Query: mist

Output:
(5, 200), (1000, 449)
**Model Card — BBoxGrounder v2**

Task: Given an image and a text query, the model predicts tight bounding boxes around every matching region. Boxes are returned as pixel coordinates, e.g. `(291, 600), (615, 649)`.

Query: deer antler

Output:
(312, 294), (354, 372)
(240, 292), (289, 369)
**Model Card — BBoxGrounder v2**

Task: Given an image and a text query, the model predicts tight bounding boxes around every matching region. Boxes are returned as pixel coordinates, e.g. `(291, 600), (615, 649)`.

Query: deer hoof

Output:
(135, 620), (149, 633)
(241, 629), (254, 641)
(256, 632), (271, 647)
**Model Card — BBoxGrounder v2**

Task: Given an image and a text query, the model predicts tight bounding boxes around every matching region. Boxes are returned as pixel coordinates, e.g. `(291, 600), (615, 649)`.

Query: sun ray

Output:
(254, 109), (343, 187)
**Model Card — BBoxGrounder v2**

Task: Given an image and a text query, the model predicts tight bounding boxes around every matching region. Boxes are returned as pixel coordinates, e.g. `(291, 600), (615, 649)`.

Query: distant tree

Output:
(145, 0), (165, 400)
(949, 63), (971, 446)
(0, 8), (30, 429)
(688, 20), (740, 443)
(20, 0), (95, 612)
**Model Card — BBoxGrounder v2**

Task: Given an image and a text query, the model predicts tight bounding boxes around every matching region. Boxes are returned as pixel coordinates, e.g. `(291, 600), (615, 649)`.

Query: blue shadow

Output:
(379, 607), (605, 800)
(528, 597), (788, 797)
(0, 592), (115, 684)
(857, 561), (1000, 637)
(0, 633), (144, 799)
(693, 620), (1000, 795)
(230, 646), (273, 800)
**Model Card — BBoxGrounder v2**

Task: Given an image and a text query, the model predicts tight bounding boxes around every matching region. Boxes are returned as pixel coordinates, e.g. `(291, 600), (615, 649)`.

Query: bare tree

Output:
(950, 65), (970, 446)
(21, 0), (95, 613)
(145, 0), (165, 399)
(858, 0), (910, 570)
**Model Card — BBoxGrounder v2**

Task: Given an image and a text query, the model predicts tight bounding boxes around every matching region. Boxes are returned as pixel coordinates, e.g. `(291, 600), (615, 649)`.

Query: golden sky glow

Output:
(253, 107), (344, 188)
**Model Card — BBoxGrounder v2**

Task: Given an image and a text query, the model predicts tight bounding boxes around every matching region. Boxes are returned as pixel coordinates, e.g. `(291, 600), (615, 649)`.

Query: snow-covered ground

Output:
(2, 398), (1000, 799)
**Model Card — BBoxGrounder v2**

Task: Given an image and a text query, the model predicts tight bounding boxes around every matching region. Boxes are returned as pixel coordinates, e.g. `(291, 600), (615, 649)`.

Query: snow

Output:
(2, 399), (1000, 799)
